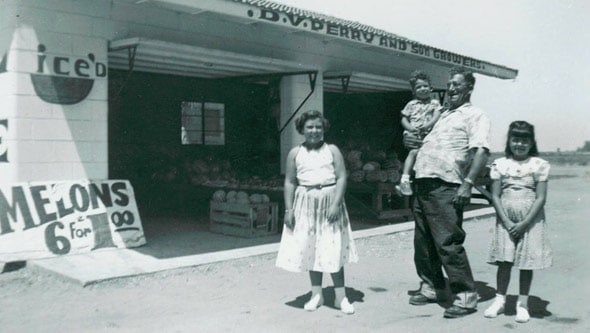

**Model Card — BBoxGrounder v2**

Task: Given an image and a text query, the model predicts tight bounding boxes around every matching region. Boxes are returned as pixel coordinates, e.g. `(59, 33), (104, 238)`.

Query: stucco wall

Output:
(0, 0), (110, 182)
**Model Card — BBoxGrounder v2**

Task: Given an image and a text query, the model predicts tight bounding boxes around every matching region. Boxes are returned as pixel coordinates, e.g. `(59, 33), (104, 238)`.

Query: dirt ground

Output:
(1, 165), (589, 332)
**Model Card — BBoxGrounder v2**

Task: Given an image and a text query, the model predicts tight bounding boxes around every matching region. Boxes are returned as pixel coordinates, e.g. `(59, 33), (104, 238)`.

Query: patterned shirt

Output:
(490, 157), (550, 189)
(400, 99), (442, 136)
(414, 103), (491, 184)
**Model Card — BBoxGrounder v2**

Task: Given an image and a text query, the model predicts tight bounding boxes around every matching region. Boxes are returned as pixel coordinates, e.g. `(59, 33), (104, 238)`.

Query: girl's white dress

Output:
(487, 156), (553, 269)
(276, 143), (358, 273)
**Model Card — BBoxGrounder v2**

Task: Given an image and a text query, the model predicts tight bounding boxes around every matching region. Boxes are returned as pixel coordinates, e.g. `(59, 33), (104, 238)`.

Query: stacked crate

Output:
(209, 201), (278, 238)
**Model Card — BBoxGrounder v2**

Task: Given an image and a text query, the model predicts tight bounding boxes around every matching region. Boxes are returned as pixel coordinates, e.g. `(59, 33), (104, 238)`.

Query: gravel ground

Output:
(1, 165), (589, 332)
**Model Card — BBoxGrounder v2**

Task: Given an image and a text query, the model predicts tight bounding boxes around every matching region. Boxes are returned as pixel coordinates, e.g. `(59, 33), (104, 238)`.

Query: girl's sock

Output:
(516, 300), (530, 323)
(334, 287), (346, 303)
(311, 285), (322, 297)
(304, 286), (324, 311)
(334, 287), (354, 314)
(518, 295), (529, 307)
(484, 294), (506, 318)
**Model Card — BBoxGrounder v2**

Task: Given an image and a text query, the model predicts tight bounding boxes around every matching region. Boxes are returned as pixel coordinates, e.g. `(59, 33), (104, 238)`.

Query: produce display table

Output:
(346, 182), (412, 220)
(202, 182), (414, 221)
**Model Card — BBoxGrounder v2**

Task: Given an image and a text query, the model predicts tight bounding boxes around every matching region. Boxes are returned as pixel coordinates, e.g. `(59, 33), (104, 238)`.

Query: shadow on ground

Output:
(286, 286), (365, 310)
(403, 280), (497, 308)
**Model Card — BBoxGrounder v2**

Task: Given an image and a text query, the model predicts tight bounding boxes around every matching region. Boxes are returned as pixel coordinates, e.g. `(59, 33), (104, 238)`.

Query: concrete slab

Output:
(30, 207), (495, 286)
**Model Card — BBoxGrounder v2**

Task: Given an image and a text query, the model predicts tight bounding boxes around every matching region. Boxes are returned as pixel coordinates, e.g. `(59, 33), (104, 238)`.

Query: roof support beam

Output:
(279, 71), (318, 134)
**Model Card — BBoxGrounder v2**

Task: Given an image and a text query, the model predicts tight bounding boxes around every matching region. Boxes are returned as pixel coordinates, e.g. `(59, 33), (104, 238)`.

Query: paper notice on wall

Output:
(0, 179), (146, 262)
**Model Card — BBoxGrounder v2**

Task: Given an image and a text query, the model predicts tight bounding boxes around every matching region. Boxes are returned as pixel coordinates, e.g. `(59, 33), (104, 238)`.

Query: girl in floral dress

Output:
(484, 121), (552, 323)
(276, 110), (358, 314)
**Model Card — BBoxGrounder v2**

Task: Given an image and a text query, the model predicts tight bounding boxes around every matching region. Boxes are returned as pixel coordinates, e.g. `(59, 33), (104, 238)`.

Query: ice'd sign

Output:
(31, 44), (107, 105)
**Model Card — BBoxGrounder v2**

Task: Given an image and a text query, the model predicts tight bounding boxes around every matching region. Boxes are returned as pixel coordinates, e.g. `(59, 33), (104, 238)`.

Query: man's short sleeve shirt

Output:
(414, 103), (491, 184)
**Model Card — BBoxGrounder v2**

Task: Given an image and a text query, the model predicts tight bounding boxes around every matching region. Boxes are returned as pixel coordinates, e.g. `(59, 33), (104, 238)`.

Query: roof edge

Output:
(230, 0), (518, 79)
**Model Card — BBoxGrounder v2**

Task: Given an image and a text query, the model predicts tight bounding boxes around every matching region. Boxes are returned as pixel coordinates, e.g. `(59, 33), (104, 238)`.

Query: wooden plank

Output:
(210, 223), (256, 238)
(210, 212), (252, 227)
(209, 201), (279, 238)
(210, 202), (255, 215)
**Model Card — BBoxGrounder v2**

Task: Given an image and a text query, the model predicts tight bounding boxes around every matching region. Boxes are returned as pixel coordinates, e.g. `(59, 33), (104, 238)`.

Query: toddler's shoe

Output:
(395, 181), (413, 196)
(484, 297), (505, 318)
(515, 301), (530, 323)
(336, 297), (355, 314)
(304, 294), (323, 311)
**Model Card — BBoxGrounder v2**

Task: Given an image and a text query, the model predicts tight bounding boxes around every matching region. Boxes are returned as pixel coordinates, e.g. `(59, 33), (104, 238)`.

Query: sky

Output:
(274, 0), (590, 152)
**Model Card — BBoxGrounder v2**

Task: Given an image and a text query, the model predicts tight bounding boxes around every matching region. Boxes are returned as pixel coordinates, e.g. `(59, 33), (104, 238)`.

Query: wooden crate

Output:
(209, 201), (279, 238)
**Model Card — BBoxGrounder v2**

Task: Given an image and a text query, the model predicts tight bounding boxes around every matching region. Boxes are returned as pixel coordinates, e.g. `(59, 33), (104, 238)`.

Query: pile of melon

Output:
(343, 149), (402, 183)
(211, 189), (271, 204)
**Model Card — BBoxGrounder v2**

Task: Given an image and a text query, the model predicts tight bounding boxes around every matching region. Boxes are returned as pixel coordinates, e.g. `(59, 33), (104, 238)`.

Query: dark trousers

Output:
(412, 178), (476, 295)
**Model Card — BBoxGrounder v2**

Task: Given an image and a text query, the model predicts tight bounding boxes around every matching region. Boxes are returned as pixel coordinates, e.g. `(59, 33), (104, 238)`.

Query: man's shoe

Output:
(443, 305), (477, 318)
(409, 294), (437, 306)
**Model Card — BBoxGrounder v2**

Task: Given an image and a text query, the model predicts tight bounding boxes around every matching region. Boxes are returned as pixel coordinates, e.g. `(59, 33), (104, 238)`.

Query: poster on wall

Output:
(0, 179), (146, 262)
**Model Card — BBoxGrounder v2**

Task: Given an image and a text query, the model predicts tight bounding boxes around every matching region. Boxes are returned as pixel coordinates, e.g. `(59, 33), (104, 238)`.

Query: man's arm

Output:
(403, 132), (423, 150)
(453, 147), (489, 208)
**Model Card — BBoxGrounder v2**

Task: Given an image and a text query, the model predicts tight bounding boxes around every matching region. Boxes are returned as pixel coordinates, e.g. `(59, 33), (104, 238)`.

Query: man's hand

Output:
(403, 132), (423, 150)
(452, 183), (472, 209)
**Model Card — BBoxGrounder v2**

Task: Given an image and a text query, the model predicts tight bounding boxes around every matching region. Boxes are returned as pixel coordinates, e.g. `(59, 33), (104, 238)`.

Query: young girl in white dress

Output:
(276, 110), (358, 314)
(484, 121), (552, 323)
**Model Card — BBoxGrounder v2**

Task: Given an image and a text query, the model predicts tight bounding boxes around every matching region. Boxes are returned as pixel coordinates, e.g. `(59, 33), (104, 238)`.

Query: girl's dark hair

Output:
(504, 120), (539, 157)
(408, 70), (432, 90)
(295, 110), (330, 134)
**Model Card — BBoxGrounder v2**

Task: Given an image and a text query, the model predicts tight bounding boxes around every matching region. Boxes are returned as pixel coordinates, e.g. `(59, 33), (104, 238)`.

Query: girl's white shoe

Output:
(304, 294), (324, 311)
(484, 297), (505, 318)
(336, 297), (355, 314)
(515, 301), (530, 323)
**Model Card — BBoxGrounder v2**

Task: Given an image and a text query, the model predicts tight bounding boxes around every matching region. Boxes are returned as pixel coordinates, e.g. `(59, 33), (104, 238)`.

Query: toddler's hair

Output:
(408, 70), (432, 90)
(504, 120), (539, 157)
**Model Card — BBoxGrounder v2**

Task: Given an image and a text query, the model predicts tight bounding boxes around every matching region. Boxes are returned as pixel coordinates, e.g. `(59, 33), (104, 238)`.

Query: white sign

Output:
(0, 180), (146, 261)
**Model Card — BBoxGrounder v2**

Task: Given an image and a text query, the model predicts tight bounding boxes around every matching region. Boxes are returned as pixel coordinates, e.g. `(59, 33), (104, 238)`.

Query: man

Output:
(403, 67), (490, 318)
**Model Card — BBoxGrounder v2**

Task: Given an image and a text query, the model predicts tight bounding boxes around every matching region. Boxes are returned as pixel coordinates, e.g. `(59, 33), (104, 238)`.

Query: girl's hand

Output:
(508, 222), (528, 239)
(284, 210), (295, 230)
(503, 221), (516, 231)
(327, 205), (340, 223)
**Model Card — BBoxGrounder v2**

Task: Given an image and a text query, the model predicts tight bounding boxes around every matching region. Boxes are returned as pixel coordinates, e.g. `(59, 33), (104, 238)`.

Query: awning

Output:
(108, 38), (411, 93)
(109, 37), (314, 78)
(111, 0), (518, 92)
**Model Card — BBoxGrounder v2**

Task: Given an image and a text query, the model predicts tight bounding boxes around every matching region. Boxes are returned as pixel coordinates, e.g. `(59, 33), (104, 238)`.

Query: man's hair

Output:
(449, 67), (476, 88)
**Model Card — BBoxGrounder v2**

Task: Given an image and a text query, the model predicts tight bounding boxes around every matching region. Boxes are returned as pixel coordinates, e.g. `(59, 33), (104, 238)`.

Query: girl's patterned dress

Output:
(276, 143), (358, 273)
(487, 156), (552, 269)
